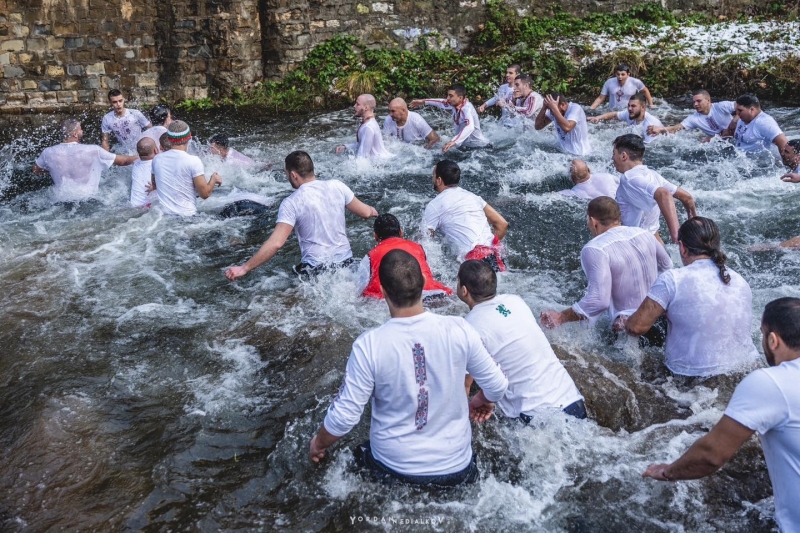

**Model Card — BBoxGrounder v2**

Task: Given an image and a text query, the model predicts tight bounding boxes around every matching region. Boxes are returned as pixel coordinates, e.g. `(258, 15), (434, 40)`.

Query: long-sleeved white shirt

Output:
(484, 83), (516, 126)
(345, 118), (395, 158)
(423, 98), (490, 148)
(324, 312), (508, 476)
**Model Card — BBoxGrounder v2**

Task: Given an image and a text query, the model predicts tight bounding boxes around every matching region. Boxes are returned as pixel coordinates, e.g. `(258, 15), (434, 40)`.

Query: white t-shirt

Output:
(546, 104), (591, 156)
(224, 148), (256, 167)
(424, 99), (490, 147)
(35, 142), (117, 201)
(616, 110), (663, 144)
(345, 118), (394, 158)
(101, 109), (150, 153)
(465, 294), (583, 417)
(324, 312), (508, 476)
(680, 101), (735, 136)
(724, 359), (800, 532)
(485, 83), (516, 126)
(152, 150), (206, 216)
(733, 111), (784, 153)
(138, 125), (168, 146)
(560, 173), (620, 200)
(600, 77), (646, 110)
(130, 159), (157, 207)
(275, 179), (355, 267)
(573, 225), (672, 325)
(423, 187), (495, 259)
(647, 259), (760, 376)
(383, 112), (434, 143)
(616, 165), (679, 234)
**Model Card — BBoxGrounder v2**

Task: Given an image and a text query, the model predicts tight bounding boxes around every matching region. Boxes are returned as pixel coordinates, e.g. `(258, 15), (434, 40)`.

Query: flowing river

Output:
(1, 100), (798, 531)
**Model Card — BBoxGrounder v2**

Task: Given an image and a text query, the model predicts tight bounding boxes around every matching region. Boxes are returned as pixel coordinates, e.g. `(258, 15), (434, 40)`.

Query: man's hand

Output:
(781, 172), (800, 183)
(309, 435), (328, 463)
(210, 172), (222, 187)
(540, 310), (563, 329)
(468, 390), (495, 423)
(225, 265), (249, 281)
(587, 116), (602, 124)
(442, 141), (456, 153)
(335, 145), (346, 155)
(408, 99), (424, 110)
(642, 464), (673, 481)
(612, 315), (628, 333)
(145, 181), (155, 193)
(543, 94), (559, 112)
(477, 103), (487, 113)
(647, 125), (668, 136)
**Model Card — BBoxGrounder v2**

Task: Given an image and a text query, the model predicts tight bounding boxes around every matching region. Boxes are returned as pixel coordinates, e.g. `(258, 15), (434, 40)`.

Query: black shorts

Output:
(293, 257), (355, 279)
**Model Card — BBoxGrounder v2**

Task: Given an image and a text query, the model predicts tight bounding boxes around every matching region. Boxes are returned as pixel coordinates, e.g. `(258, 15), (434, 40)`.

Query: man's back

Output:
(383, 112), (432, 143)
(35, 143), (116, 201)
(152, 149), (205, 216)
(562, 173), (619, 200)
(423, 187), (494, 258)
(130, 159), (157, 207)
(616, 165), (678, 233)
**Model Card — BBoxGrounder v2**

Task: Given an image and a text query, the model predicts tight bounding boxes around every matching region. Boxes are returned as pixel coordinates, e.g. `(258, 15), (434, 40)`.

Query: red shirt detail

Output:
(362, 237), (453, 298)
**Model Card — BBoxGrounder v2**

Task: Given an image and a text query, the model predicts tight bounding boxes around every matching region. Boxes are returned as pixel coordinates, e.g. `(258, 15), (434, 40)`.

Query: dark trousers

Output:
(218, 200), (271, 219)
(519, 399), (588, 424)
(292, 257), (355, 279)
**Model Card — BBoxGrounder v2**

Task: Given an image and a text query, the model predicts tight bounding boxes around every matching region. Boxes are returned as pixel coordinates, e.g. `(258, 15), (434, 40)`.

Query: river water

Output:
(1, 100), (798, 532)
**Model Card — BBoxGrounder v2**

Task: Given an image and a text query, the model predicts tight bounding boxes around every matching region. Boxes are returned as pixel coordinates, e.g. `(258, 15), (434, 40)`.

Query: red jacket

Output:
(362, 237), (452, 298)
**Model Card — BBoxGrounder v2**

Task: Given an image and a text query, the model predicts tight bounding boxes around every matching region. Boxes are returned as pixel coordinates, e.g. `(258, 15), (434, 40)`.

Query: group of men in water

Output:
(29, 76), (800, 531)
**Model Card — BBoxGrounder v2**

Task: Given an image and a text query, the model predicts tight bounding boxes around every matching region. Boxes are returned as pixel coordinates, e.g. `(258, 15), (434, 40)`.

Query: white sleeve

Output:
(345, 141), (359, 152)
(463, 321), (508, 402)
(190, 157), (205, 178)
(655, 243), (673, 274)
(759, 117), (784, 143)
(724, 370), (789, 434)
(423, 202), (440, 232)
(323, 340), (376, 437)
(383, 116), (395, 136)
(718, 101), (736, 114)
(275, 196), (297, 227)
(413, 113), (433, 137)
(35, 150), (48, 169)
(356, 123), (382, 158)
(356, 256), (371, 295)
(424, 99), (449, 110)
(681, 114), (700, 130)
(135, 110), (150, 127)
(617, 110), (628, 121)
(600, 80), (612, 96)
(451, 112), (475, 146)
(101, 114), (113, 134)
(563, 105), (580, 126)
(485, 94), (498, 107)
(334, 180), (356, 205)
(633, 78), (646, 90)
(97, 147), (117, 169)
(646, 270), (676, 310)
(572, 246), (612, 322)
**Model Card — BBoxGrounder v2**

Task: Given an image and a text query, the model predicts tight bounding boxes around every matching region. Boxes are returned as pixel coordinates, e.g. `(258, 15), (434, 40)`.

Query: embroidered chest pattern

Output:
(412, 343), (428, 430)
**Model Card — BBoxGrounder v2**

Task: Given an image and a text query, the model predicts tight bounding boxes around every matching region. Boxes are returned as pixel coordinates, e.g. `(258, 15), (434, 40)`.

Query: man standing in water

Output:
(559, 159), (619, 200)
(383, 98), (440, 149)
(724, 94), (788, 154)
(33, 118), (137, 202)
(310, 249), (508, 486)
(535, 93), (592, 157)
(647, 90), (735, 141)
(130, 137), (158, 208)
(409, 84), (491, 153)
(590, 64), (653, 111)
(477, 63), (520, 127)
(643, 297), (800, 533)
(588, 92), (664, 144)
(777, 139), (800, 248)
(101, 89), (151, 154)
(138, 103), (173, 146)
(225, 151), (378, 280)
(335, 94), (394, 159)
(509, 73), (543, 125)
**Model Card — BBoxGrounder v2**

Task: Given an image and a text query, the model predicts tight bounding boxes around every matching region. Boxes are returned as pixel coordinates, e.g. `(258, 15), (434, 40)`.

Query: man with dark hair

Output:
(158, 132), (171, 153)
(535, 93), (591, 156)
(101, 89), (151, 154)
(359, 214), (451, 299)
(336, 94), (394, 159)
(423, 160), (509, 271)
(478, 63), (521, 127)
(208, 132), (271, 168)
(590, 63), (653, 111)
(559, 159), (619, 200)
(612, 134), (696, 243)
(225, 151), (378, 280)
(647, 90), (736, 140)
(589, 91), (664, 144)
(508, 73), (543, 123)
(541, 196), (672, 329)
(458, 260), (585, 421)
(643, 297), (800, 532)
(723, 94), (788, 154)
(310, 249), (508, 486)
(383, 98), (440, 149)
(409, 84), (490, 152)
(33, 118), (137, 202)
(138, 103), (173, 145)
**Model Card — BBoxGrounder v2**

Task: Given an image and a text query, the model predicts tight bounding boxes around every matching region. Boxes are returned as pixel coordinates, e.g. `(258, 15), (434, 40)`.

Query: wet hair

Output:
(630, 91), (648, 106)
(448, 84), (467, 97)
(693, 89), (711, 100)
(284, 150), (315, 178)
(159, 132), (171, 151)
(434, 160), (461, 186)
(762, 297), (800, 350)
(616, 63), (631, 73)
(736, 94), (761, 109)
(787, 139), (800, 153)
(108, 89), (122, 100)
(587, 196), (621, 226)
(515, 73), (532, 87)
(678, 217), (730, 284)
(150, 104), (171, 126)
(508, 63), (522, 74)
(549, 92), (566, 104)
(60, 118), (81, 140)
(613, 134), (645, 161)
(458, 260), (496, 302)
(208, 133), (229, 149)
(136, 137), (156, 157)
(378, 249), (424, 307)
(374, 213), (402, 240)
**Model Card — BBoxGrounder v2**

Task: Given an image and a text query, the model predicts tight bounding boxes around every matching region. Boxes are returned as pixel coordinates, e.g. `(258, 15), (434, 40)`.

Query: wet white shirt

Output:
(101, 109), (150, 153)
(725, 359), (800, 532)
(224, 148), (256, 167)
(573, 226), (672, 325)
(465, 294), (583, 417)
(560, 173), (620, 200)
(35, 142), (117, 201)
(138, 125), (167, 146)
(423, 187), (495, 259)
(648, 259), (760, 376)
(152, 150), (206, 216)
(324, 312), (508, 476)
(616, 110), (663, 144)
(616, 165), (679, 234)
(546, 104), (591, 156)
(513, 91), (543, 120)
(600, 77), (646, 110)
(130, 159), (157, 207)
(275, 179), (355, 267)
(345, 118), (394, 158)
(680, 101), (735, 136)
(423, 99), (490, 148)
(733, 111), (784, 153)
(484, 83), (516, 126)
(383, 112), (433, 143)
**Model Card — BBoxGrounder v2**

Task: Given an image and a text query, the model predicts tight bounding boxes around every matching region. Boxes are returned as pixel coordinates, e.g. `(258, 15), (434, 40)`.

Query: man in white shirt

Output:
(423, 160), (509, 271)
(383, 98), (440, 148)
(723, 94), (788, 154)
(225, 150), (378, 280)
(101, 89), (152, 154)
(477, 63), (520, 127)
(457, 260), (586, 421)
(130, 137), (158, 208)
(535, 93), (592, 157)
(150, 121), (222, 216)
(612, 134), (696, 243)
(508, 73), (543, 124)
(776, 140), (800, 249)
(335, 94), (394, 159)
(590, 63), (653, 111)
(647, 90), (735, 140)
(137, 104), (172, 146)
(309, 249), (508, 486)
(33, 118), (137, 202)
(643, 297), (800, 533)
(207, 133), (272, 169)
(559, 159), (619, 200)
(589, 91), (664, 144)
(540, 196), (672, 330)
(409, 84), (491, 152)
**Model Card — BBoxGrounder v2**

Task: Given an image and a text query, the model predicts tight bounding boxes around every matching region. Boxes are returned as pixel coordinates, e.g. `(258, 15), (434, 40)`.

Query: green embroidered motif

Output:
(496, 304), (511, 317)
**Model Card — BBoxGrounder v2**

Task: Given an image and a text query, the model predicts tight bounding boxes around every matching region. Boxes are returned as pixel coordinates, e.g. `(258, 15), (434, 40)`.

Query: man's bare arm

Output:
(101, 133), (111, 152)
(345, 197), (378, 219)
(654, 187), (681, 243)
(673, 188), (696, 219)
(225, 222), (294, 281)
(624, 297), (665, 336)
(309, 424), (342, 463)
(590, 94), (607, 110)
(534, 105), (551, 131)
(642, 87), (654, 108)
(192, 172), (222, 200)
(649, 124), (685, 136)
(424, 130), (440, 149)
(113, 154), (138, 166)
(588, 111), (618, 124)
(484, 204), (508, 240)
(32, 163), (47, 174)
(773, 133), (789, 152)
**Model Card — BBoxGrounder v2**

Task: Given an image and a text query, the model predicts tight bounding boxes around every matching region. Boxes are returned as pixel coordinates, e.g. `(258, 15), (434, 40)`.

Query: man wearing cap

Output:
(150, 121), (222, 216)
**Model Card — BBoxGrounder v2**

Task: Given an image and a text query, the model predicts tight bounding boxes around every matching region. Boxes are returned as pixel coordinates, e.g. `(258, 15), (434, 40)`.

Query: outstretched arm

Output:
(309, 425), (341, 463)
(642, 87), (654, 108)
(648, 124), (685, 136)
(424, 129), (441, 149)
(483, 204), (508, 240)
(225, 222), (294, 281)
(540, 307), (584, 329)
(673, 188), (696, 220)
(345, 197), (378, 219)
(624, 297), (664, 336)
(654, 187), (681, 243)
(113, 154), (138, 166)
(192, 172), (223, 199)
(588, 111), (619, 124)
(590, 94), (607, 110)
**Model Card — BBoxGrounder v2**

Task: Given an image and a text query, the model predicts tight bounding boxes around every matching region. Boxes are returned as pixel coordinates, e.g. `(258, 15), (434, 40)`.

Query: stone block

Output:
(125, 50), (135, 59)
(372, 2), (392, 12)
(54, 22), (78, 35)
(1, 39), (24, 51)
(33, 23), (49, 35)
(99, 20), (115, 32)
(2, 64), (24, 77)
(47, 37), (64, 50)
(65, 37), (83, 49)
(356, 3), (370, 13)
(310, 21), (325, 30)
(284, 48), (305, 60)
(74, 50), (93, 62)
(82, 77), (100, 89)
(57, 90), (76, 103)
(22, 79), (37, 90)
(0, 26), (7, 37)
(46, 64), (64, 76)
(18, 53), (33, 63)
(9, 13), (22, 23)
(0, 52), (8, 65)
(44, 91), (57, 102)
(188, 44), (211, 58)
(325, 19), (340, 27)
(67, 64), (84, 76)
(77, 90), (94, 102)
(12, 23), (30, 37)
(62, 78), (79, 89)
(6, 91), (25, 105)
(296, 33), (311, 46)
(85, 61), (105, 75)
(27, 91), (45, 104)
(26, 38), (46, 51)
(175, 20), (196, 29)
(136, 73), (157, 87)
(194, 87), (208, 99)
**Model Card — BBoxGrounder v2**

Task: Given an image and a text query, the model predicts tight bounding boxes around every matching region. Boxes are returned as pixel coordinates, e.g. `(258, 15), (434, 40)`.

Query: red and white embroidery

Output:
(412, 343), (428, 430)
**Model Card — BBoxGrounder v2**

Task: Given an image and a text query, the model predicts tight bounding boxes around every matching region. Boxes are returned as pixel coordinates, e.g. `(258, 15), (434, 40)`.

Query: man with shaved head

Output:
(647, 90), (736, 140)
(130, 137), (158, 207)
(383, 98), (440, 149)
(559, 159), (619, 200)
(335, 94), (394, 159)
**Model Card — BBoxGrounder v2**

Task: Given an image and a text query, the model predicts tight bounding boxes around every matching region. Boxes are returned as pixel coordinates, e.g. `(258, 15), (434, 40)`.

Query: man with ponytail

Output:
(624, 217), (760, 376)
